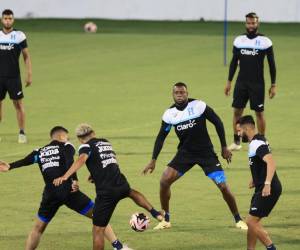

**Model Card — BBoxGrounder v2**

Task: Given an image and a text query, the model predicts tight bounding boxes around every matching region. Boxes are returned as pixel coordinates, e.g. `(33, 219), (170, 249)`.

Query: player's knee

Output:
(160, 178), (171, 188)
(33, 222), (46, 234)
(234, 108), (243, 117)
(13, 100), (23, 110)
(245, 217), (257, 228)
(255, 111), (264, 119)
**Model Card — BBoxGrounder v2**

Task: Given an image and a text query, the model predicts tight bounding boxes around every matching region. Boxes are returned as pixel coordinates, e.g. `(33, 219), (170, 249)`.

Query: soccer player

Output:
(143, 82), (247, 230)
(53, 124), (163, 250)
(236, 115), (282, 250)
(224, 12), (277, 151)
(0, 126), (131, 250)
(0, 9), (32, 143)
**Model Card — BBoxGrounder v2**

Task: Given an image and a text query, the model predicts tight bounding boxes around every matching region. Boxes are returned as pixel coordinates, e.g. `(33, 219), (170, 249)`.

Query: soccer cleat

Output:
(120, 244), (134, 250)
(18, 134), (27, 144)
(153, 220), (171, 230)
(228, 143), (242, 151)
(235, 220), (248, 230)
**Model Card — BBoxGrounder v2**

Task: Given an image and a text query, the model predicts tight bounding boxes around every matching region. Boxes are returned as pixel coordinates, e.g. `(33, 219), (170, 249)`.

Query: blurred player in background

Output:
(237, 116), (281, 250)
(0, 9), (32, 143)
(224, 12), (277, 151)
(0, 126), (131, 250)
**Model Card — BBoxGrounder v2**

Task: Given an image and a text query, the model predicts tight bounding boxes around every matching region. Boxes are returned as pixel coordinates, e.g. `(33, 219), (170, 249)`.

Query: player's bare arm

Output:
(22, 48), (32, 87)
(262, 153), (276, 197)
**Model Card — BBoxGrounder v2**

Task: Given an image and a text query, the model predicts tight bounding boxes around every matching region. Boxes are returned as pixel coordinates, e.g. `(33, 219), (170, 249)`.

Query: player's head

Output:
(245, 12), (259, 35)
(173, 82), (188, 105)
(236, 115), (256, 142)
(1, 9), (14, 30)
(76, 123), (95, 143)
(50, 126), (69, 142)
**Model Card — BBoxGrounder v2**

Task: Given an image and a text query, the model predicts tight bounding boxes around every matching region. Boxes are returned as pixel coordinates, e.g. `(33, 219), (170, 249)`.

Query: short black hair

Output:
(2, 9), (14, 16)
(173, 82), (187, 89)
(237, 115), (255, 126)
(50, 126), (69, 137)
(245, 12), (259, 19)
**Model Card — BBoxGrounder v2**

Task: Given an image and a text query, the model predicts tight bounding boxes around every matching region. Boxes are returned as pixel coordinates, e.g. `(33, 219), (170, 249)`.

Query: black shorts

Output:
(232, 81), (265, 112)
(0, 77), (24, 100)
(93, 181), (131, 227)
(38, 190), (94, 223)
(168, 151), (226, 184)
(249, 189), (281, 218)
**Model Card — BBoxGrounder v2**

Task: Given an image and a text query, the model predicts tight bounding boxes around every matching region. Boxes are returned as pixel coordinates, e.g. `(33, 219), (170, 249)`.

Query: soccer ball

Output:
(84, 22), (97, 33)
(129, 213), (150, 232)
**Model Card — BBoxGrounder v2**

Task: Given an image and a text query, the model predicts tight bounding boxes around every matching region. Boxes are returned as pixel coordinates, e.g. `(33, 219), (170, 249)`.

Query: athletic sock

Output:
(266, 244), (276, 250)
(164, 212), (170, 222)
(150, 208), (160, 219)
(112, 239), (123, 250)
(19, 129), (25, 135)
(234, 134), (240, 145)
(234, 214), (242, 223)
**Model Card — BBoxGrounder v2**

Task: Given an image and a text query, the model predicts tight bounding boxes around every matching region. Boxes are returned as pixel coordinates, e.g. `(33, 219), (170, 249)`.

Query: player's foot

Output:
(18, 134), (27, 144)
(235, 220), (248, 230)
(228, 143), (242, 151)
(153, 220), (171, 230)
(120, 244), (134, 250)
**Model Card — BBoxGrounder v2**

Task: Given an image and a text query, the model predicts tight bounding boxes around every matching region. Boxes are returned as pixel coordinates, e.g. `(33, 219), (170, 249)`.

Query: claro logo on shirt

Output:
(177, 120), (197, 131)
(241, 48), (258, 56)
(0, 44), (14, 50)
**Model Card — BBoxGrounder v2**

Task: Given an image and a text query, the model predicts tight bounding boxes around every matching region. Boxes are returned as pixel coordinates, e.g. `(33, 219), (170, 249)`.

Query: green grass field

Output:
(0, 19), (299, 250)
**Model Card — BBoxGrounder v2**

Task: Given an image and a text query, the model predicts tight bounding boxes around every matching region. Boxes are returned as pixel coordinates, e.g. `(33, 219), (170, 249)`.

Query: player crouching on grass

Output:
(53, 124), (164, 250)
(237, 116), (282, 250)
(0, 126), (132, 250)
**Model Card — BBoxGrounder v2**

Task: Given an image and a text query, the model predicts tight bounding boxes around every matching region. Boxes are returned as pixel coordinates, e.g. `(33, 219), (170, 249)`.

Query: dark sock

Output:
(112, 240), (123, 250)
(165, 212), (170, 222)
(234, 134), (240, 144)
(19, 129), (25, 135)
(150, 208), (160, 218)
(234, 214), (242, 223)
(266, 244), (276, 250)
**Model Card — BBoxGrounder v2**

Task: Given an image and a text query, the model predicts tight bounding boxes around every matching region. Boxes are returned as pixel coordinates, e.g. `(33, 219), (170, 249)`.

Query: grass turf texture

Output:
(0, 19), (299, 250)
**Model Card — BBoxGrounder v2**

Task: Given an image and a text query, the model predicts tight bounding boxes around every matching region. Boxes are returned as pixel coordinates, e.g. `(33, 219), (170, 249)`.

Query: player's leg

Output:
(25, 218), (48, 250)
(0, 77), (7, 132)
(249, 82), (265, 135)
(128, 189), (163, 221)
(7, 77), (26, 143)
(246, 215), (274, 249)
(202, 157), (247, 230)
(93, 225), (106, 250)
(0, 100), (2, 123)
(65, 191), (127, 250)
(230, 81), (248, 150)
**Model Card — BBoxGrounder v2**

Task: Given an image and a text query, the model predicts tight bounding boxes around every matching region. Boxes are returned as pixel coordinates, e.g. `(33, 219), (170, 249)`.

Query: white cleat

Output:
(120, 245), (134, 250)
(236, 220), (248, 230)
(228, 143), (242, 151)
(153, 220), (171, 230)
(18, 134), (27, 144)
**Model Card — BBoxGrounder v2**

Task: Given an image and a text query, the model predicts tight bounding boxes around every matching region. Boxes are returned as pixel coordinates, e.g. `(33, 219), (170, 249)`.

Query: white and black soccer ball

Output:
(84, 22), (97, 33)
(129, 212), (150, 232)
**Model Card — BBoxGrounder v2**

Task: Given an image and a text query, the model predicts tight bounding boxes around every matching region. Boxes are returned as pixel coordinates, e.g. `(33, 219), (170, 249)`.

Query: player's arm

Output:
(53, 153), (88, 186)
(0, 151), (38, 172)
(64, 143), (79, 192)
(256, 144), (275, 196)
(225, 46), (239, 96)
(266, 46), (277, 99)
(204, 106), (232, 163)
(142, 121), (171, 175)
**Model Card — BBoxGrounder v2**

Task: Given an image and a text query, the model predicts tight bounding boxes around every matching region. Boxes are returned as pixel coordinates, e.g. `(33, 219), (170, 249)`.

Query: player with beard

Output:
(236, 115), (282, 250)
(0, 9), (32, 143)
(143, 82), (247, 230)
(224, 12), (277, 151)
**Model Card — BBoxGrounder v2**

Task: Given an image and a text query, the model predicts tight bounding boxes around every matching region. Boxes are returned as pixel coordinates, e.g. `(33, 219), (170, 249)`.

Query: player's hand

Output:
(249, 179), (255, 189)
(0, 161), (10, 172)
(142, 160), (156, 175)
(269, 84), (276, 99)
(224, 81), (231, 96)
(71, 180), (79, 192)
(25, 74), (32, 87)
(221, 147), (232, 164)
(262, 184), (271, 197)
(88, 175), (94, 183)
(53, 176), (68, 186)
